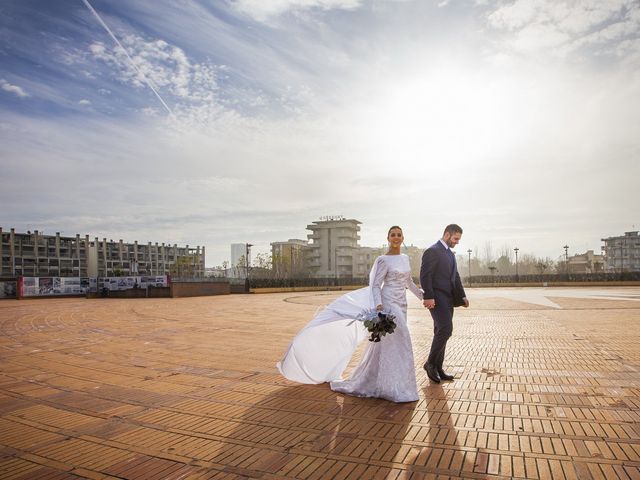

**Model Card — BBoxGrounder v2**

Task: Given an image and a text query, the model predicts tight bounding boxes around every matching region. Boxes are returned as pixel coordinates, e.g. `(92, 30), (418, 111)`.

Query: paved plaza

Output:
(1, 287), (639, 480)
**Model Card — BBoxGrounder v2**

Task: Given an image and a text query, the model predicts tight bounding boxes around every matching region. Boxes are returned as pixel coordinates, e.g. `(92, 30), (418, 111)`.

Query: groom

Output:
(420, 224), (469, 383)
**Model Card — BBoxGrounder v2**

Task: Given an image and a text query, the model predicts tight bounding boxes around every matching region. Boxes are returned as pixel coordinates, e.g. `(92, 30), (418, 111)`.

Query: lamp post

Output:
(467, 249), (472, 285)
(514, 247), (519, 283)
(563, 245), (569, 277)
(245, 243), (253, 292)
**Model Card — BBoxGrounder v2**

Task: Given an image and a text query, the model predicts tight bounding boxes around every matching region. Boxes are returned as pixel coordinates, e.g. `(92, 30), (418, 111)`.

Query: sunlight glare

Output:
(354, 66), (529, 171)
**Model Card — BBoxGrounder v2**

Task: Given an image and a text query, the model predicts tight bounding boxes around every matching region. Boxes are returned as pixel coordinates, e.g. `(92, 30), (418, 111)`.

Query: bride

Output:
(277, 226), (423, 402)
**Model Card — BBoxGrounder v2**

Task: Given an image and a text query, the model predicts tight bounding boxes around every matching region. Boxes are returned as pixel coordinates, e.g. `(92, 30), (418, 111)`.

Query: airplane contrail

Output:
(81, 0), (174, 116)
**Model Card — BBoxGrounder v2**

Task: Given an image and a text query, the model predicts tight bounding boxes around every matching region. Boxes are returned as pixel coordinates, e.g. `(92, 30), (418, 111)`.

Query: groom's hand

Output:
(462, 297), (469, 308)
(423, 299), (435, 309)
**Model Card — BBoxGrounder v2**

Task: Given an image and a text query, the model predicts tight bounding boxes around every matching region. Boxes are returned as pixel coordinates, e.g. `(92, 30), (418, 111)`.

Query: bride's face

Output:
(388, 228), (404, 248)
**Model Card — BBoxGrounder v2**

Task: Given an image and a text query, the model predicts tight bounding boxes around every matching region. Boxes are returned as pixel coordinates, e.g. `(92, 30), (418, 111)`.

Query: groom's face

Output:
(444, 232), (462, 249)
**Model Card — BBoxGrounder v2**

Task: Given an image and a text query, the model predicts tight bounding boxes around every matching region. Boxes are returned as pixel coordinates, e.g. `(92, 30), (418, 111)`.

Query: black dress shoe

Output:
(437, 369), (454, 381)
(424, 363), (441, 383)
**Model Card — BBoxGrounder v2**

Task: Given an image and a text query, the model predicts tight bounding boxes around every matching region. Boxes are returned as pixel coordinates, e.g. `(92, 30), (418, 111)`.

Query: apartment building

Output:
(0, 227), (204, 278)
(305, 217), (362, 277)
(567, 250), (605, 274)
(601, 231), (640, 272)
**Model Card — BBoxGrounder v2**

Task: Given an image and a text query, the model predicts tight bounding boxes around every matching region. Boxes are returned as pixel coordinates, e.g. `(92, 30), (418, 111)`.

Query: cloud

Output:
(78, 99), (91, 105)
(0, 79), (29, 98)
(82, 29), (316, 128)
(88, 35), (221, 104)
(486, 0), (640, 61)
(232, 0), (362, 21)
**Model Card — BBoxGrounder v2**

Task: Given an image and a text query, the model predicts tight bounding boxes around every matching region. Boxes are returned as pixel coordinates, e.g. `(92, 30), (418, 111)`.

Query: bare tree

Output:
(253, 252), (272, 270)
(499, 244), (513, 262)
(482, 241), (494, 275)
(535, 261), (549, 275)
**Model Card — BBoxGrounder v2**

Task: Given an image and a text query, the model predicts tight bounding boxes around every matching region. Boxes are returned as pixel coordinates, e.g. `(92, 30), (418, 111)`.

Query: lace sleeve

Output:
(370, 256), (388, 307)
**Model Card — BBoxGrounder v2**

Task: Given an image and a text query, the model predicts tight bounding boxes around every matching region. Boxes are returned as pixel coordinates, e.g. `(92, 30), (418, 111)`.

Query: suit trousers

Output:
(427, 291), (454, 368)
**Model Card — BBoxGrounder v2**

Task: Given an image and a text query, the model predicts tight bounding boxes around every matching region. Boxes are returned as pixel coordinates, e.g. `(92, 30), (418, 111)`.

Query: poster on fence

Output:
(22, 277), (38, 297)
(98, 275), (168, 291)
(21, 277), (89, 297)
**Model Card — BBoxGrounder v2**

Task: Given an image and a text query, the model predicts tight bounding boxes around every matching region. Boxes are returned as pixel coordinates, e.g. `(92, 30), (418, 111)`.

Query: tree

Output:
(482, 241), (494, 275)
(499, 245), (513, 262)
(253, 252), (272, 270)
(271, 251), (287, 279)
(535, 261), (548, 275)
(235, 254), (247, 278)
(495, 255), (512, 275)
(488, 265), (498, 280)
(171, 255), (200, 278)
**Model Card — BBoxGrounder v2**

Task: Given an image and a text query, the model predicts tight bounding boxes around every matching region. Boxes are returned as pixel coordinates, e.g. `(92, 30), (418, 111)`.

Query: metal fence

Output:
(467, 271), (640, 284)
(235, 272), (640, 289)
(170, 277), (231, 283)
(246, 276), (370, 289)
(2, 272), (638, 299)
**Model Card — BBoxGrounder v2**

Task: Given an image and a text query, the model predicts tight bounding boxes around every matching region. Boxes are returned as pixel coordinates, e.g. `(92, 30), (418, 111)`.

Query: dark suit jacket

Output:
(420, 241), (466, 305)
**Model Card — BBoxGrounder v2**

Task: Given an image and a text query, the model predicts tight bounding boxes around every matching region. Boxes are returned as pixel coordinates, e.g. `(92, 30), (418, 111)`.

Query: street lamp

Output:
(467, 249), (472, 285)
(563, 245), (569, 276)
(514, 247), (519, 282)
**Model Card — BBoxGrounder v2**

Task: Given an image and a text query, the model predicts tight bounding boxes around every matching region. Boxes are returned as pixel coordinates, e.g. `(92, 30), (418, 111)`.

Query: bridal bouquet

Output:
(356, 309), (397, 342)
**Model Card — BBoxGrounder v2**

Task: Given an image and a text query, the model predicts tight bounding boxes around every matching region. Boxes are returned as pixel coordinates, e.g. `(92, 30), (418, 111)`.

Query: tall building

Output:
(230, 243), (248, 278)
(305, 217), (361, 277)
(230, 243), (246, 267)
(271, 239), (309, 278)
(0, 227), (204, 277)
(601, 231), (640, 272)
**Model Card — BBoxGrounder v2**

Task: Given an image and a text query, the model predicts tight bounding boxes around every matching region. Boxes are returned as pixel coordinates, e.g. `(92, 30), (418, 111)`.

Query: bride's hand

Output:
(376, 304), (383, 311)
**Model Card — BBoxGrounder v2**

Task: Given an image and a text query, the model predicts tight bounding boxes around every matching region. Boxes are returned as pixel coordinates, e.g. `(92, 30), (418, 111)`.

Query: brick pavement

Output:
(0, 287), (639, 479)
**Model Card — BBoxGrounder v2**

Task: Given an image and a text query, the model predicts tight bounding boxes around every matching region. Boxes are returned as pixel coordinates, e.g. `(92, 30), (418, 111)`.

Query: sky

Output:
(1, 0), (639, 267)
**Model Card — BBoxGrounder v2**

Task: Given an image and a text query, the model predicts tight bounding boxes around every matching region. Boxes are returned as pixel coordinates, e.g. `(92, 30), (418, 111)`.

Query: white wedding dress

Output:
(276, 254), (422, 402)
